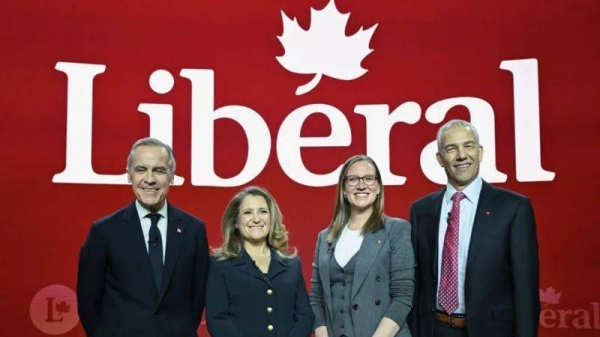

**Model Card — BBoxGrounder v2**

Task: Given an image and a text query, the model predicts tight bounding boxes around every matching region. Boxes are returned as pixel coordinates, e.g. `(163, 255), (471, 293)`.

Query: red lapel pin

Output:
(485, 211), (491, 216)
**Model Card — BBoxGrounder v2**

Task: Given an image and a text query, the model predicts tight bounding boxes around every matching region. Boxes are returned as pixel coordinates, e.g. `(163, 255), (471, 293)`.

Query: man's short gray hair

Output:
(436, 119), (481, 152)
(126, 137), (176, 173)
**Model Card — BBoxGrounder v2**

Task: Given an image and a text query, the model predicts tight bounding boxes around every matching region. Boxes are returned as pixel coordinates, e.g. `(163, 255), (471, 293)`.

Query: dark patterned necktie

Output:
(146, 213), (163, 289)
(438, 191), (465, 314)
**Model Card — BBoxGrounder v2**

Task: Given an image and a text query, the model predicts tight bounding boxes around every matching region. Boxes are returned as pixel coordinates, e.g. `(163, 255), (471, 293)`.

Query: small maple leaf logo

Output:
(277, 0), (378, 95)
(539, 286), (561, 306)
(55, 300), (70, 315)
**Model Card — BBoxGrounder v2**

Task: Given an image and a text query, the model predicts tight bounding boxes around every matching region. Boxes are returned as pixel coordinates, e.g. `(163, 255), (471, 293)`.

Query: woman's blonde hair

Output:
(326, 155), (386, 243)
(213, 186), (297, 260)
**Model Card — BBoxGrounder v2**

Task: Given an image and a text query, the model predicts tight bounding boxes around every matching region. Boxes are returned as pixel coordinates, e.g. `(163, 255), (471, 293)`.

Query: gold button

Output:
(267, 307), (273, 313)
(267, 325), (274, 331)
(267, 289), (273, 295)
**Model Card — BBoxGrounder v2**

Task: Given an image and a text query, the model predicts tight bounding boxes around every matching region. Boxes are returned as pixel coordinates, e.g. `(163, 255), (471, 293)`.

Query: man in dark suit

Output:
(409, 120), (540, 337)
(77, 137), (209, 337)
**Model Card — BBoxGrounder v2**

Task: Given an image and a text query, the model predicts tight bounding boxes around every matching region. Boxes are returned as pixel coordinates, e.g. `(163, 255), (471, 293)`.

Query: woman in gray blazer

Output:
(310, 155), (415, 337)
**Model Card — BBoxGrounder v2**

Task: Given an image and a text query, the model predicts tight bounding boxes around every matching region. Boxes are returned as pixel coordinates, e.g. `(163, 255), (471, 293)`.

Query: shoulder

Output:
(385, 217), (410, 227)
(383, 217), (411, 236)
(484, 182), (532, 208)
(316, 228), (331, 241)
(410, 188), (444, 211)
(96, 204), (129, 222)
(210, 255), (225, 266)
(208, 256), (233, 282)
(209, 255), (237, 271)
(170, 205), (206, 227)
(486, 183), (529, 200)
(91, 204), (131, 231)
(284, 255), (303, 268)
(275, 256), (304, 281)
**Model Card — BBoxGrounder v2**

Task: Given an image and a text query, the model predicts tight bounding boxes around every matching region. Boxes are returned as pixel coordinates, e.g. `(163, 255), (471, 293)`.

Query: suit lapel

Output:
(235, 249), (283, 289)
(157, 205), (186, 303)
(427, 190), (445, 279)
(237, 251), (266, 281)
(266, 249), (288, 281)
(121, 203), (159, 297)
(466, 181), (497, 271)
(351, 227), (387, 301)
(318, 233), (334, 323)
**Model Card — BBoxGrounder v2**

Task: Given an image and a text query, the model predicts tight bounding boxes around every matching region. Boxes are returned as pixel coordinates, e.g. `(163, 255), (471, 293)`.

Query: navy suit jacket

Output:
(77, 202), (209, 337)
(408, 181), (540, 337)
(205, 248), (314, 337)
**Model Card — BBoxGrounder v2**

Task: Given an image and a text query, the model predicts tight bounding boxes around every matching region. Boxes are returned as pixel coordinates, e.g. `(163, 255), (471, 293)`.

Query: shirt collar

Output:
(135, 200), (168, 220)
(444, 176), (482, 205)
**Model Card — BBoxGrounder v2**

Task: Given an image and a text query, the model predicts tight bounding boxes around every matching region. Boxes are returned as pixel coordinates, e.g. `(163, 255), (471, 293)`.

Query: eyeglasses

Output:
(344, 175), (378, 186)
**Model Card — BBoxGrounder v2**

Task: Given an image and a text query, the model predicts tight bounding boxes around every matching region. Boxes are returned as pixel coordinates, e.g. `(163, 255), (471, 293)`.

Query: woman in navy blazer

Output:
(206, 186), (314, 337)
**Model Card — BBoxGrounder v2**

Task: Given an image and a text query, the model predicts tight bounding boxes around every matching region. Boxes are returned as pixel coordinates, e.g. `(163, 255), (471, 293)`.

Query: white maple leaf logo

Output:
(277, 0), (378, 95)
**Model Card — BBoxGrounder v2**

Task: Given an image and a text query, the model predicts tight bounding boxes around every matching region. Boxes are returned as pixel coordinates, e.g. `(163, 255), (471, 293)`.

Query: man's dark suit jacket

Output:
(77, 202), (209, 337)
(408, 181), (540, 337)
(205, 248), (314, 337)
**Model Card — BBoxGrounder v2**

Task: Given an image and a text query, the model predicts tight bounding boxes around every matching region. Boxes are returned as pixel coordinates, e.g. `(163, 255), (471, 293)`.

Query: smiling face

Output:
(128, 145), (173, 212)
(343, 160), (381, 213)
(436, 125), (483, 191)
(237, 195), (271, 245)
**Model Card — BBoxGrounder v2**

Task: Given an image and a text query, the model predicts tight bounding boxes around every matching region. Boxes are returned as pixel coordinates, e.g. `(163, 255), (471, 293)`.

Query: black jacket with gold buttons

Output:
(206, 248), (314, 337)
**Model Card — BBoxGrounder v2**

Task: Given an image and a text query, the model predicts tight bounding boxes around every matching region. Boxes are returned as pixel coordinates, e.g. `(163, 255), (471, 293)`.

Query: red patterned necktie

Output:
(438, 191), (466, 314)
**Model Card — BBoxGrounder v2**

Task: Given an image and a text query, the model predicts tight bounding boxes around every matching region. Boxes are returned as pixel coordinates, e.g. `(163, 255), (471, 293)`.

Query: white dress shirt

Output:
(436, 176), (482, 314)
(135, 200), (168, 263)
(335, 225), (364, 267)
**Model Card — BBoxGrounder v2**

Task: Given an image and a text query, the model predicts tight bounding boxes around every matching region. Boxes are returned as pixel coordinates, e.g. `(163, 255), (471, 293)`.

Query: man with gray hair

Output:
(77, 137), (209, 337)
(408, 120), (540, 337)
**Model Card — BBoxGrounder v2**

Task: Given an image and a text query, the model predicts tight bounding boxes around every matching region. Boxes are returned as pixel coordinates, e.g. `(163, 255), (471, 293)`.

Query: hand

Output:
(371, 317), (400, 337)
(314, 326), (329, 337)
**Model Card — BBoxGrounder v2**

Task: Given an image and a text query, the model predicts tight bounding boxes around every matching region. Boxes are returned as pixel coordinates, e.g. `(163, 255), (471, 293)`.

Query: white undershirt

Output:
(334, 225), (364, 267)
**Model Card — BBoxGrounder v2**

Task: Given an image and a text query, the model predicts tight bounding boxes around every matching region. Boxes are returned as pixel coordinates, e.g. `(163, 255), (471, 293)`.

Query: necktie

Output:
(146, 213), (163, 289)
(438, 191), (466, 314)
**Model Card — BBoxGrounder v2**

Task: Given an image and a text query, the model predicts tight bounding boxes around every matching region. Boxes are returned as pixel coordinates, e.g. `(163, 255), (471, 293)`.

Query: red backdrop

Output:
(2, 0), (599, 335)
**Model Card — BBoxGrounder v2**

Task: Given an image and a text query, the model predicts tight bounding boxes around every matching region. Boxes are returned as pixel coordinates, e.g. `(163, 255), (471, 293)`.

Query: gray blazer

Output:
(310, 217), (415, 337)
